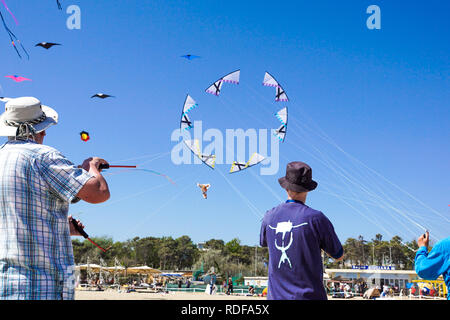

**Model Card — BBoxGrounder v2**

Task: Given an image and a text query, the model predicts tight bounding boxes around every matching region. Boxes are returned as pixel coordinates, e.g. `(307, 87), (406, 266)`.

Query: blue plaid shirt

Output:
(0, 139), (93, 300)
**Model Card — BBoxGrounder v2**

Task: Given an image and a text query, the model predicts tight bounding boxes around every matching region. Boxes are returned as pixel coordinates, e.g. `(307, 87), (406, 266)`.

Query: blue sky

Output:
(1, 1), (448, 246)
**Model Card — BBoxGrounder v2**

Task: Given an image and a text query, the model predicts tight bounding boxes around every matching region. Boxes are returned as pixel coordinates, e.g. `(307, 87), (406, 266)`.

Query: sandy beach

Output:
(75, 289), (444, 301)
(75, 289), (267, 300)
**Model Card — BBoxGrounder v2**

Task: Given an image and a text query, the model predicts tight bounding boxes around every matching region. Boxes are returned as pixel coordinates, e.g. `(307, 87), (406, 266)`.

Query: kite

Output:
(180, 113), (193, 131)
(5, 75), (31, 82)
(0, 10), (28, 59)
(181, 54), (200, 60)
(205, 70), (240, 96)
(80, 131), (90, 142)
(91, 93), (115, 99)
(229, 153), (265, 173)
(273, 107), (288, 142)
(184, 139), (216, 170)
(263, 72), (288, 102)
(182, 94), (198, 114)
(180, 95), (197, 131)
(56, 0), (62, 10)
(35, 42), (61, 49)
(197, 183), (211, 199)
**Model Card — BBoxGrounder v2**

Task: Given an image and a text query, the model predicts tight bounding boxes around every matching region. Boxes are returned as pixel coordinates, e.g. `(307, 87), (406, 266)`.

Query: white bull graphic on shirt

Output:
(268, 221), (308, 268)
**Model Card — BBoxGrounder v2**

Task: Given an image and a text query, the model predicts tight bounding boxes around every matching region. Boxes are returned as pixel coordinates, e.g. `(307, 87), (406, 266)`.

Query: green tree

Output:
(204, 239), (225, 251)
(174, 235), (199, 269)
(225, 238), (242, 263)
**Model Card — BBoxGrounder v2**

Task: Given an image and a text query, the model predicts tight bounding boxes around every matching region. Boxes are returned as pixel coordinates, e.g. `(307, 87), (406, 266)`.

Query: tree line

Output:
(72, 233), (420, 276)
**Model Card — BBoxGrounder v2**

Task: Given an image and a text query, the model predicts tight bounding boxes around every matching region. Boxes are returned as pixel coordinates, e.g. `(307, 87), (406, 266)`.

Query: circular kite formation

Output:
(180, 70), (289, 173)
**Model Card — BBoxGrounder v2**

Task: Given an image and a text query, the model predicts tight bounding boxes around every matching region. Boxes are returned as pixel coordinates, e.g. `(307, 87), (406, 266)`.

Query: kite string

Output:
(225, 89), (414, 234)
(214, 75), (445, 243)
(110, 151), (171, 164)
(121, 180), (194, 238)
(223, 86), (408, 232)
(289, 114), (448, 228)
(120, 166), (206, 238)
(243, 87), (436, 240)
(282, 151), (418, 241)
(288, 101), (449, 224)
(243, 82), (438, 236)
(287, 122), (447, 240)
(216, 168), (264, 220)
(287, 126), (448, 241)
(0, 10), (28, 59)
(285, 132), (430, 234)
(242, 79), (447, 243)
(249, 169), (284, 203)
(294, 122), (442, 238)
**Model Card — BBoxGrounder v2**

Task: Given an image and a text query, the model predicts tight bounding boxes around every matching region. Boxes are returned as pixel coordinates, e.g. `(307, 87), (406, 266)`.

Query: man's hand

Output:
(69, 215), (85, 237)
(76, 157), (111, 204)
(418, 231), (429, 248)
(80, 157), (109, 173)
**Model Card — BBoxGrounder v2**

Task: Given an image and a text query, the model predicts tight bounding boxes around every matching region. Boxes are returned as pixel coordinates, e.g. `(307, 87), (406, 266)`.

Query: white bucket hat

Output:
(0, 97), (58, 137)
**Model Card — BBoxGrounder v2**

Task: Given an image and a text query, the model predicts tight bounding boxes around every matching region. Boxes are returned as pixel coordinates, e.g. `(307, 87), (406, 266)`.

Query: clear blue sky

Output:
(1, 1), (448, 246)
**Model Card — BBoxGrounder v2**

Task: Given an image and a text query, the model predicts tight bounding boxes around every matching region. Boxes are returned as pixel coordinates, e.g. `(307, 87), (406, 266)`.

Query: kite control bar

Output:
(98, 164), (137, 170)
(70, 218), (110, 253)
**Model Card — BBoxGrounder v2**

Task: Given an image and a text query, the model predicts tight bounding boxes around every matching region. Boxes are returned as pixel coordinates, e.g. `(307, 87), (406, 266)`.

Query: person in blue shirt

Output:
(260, 161), (344, 300)
(415, 231), (450, 300)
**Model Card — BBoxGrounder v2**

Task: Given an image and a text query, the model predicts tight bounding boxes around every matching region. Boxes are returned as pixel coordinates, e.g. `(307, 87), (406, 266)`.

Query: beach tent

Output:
(104, 266), (126, 273)
(126, 266), (161, 275)
(75, 264), (103, 271)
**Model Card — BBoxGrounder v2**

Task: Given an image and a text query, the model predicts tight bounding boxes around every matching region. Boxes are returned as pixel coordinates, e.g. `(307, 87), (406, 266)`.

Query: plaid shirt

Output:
(0, 139), (93, 300)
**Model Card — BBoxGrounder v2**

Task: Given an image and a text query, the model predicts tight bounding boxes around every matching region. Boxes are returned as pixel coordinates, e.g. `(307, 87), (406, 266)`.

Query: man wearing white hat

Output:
(0, 97), (110, 300)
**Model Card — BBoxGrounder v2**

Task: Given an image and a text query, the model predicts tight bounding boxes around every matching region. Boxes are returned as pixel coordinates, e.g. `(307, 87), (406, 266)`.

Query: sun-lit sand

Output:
(75, 289), (266, 300)
(75, 290), (441, 300)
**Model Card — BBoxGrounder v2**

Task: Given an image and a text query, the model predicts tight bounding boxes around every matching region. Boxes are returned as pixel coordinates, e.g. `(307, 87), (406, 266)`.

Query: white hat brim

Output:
(0, 104), (58, 137)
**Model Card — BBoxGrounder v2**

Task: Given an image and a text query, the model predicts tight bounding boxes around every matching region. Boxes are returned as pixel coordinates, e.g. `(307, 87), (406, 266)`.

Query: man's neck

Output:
(287, 195), (307, 203)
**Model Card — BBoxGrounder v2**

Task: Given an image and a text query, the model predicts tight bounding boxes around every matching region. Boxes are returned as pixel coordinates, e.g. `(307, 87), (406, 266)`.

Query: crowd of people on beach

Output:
(327, 280), (443, 299)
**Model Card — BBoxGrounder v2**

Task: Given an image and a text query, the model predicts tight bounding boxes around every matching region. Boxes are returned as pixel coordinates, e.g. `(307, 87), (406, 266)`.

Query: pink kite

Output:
(5, 75), (31, 82)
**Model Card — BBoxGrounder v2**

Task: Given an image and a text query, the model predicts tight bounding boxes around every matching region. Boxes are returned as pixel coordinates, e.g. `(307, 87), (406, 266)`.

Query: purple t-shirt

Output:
(260, 200), (343, 300)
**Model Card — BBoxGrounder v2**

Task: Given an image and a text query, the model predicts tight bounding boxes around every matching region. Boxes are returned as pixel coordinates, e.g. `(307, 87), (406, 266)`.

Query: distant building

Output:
(196, 242), (208, 251)
(243, 277), (268, 287)
(326, 268), (417, 288)
(244, 269), (420, 289)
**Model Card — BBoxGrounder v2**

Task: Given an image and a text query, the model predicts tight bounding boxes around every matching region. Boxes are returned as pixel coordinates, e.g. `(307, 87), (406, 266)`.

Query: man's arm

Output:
(260, 217), (267, 247)
(415, 232), (447, 280)
(331, 252), (344, 261)
(314, 213), (344, 260)
(76, 157), (110, 204)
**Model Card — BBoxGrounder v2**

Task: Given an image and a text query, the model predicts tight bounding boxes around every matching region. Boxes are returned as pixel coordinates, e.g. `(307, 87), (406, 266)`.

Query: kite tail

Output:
(1, 0), (18, 25)
(137, 169), (176, 185)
